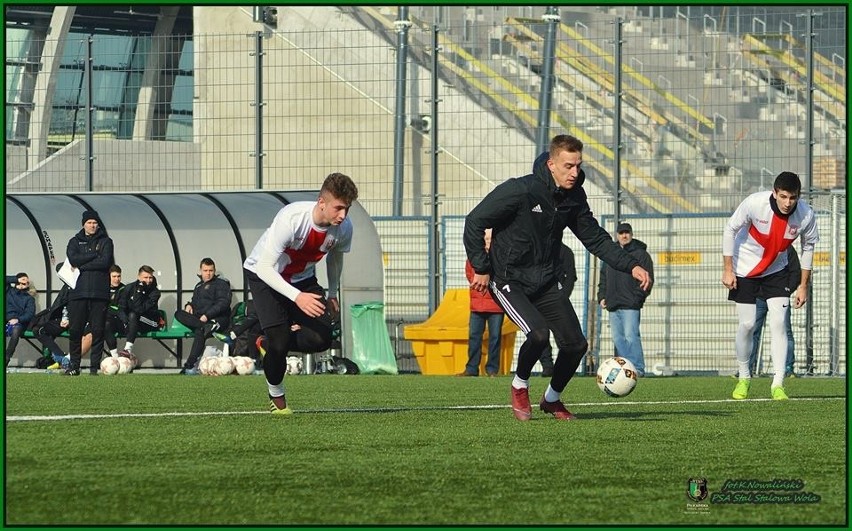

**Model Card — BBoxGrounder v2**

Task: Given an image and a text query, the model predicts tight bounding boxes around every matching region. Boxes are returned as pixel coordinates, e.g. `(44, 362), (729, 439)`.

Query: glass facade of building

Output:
(5, 23), (194, 153)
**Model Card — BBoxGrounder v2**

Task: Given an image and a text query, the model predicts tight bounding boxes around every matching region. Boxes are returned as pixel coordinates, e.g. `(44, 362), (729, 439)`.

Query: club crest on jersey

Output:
(320, 237), (338, 252)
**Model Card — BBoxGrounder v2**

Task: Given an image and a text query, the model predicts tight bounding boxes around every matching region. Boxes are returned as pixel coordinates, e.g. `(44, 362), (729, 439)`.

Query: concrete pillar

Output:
(132, 6), (181, 140)
(28, 6), (75, 170)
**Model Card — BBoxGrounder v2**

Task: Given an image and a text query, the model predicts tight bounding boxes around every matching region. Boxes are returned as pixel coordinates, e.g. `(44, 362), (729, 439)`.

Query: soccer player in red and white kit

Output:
(722, 171), (819, 400)
(243, 173), (359, 415)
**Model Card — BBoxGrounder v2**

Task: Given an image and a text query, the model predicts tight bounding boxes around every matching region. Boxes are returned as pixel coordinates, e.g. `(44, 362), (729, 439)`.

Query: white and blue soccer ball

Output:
(596, 356), (639, 398)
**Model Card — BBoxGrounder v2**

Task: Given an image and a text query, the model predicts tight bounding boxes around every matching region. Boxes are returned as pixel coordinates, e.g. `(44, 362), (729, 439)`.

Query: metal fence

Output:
(5, 5), (846, 374)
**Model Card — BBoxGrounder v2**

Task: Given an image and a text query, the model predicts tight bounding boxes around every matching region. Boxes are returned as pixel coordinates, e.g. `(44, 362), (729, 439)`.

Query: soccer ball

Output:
(233, 356), (256, 375)
(119, 351), (138, 369)
(214, 356), (235, 376)
(117, 356), (133, 374)
(199, 356), (217, 376)
(100, 357), (121, 375)
(596, 357), (639, 398)
(286, 356), (303, 375)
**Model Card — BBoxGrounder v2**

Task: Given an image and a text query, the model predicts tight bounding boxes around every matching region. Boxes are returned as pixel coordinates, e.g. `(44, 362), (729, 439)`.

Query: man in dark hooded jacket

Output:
(4, 272), (35, 367)
(175, 257), (232, 374)
(597, 223), (654, 376)
(65, 210), (114, 375)
(464, 134), (651, 421)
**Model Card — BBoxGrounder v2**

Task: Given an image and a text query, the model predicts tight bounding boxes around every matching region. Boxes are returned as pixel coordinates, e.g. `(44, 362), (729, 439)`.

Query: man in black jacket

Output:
(464, 134), (651, 421)
(107, 265), (161, 358)
(5, 272), (35, 367)
(597, 223), (654, 376)
(65, 210), (114, 375)
(175, 258), (232, 374)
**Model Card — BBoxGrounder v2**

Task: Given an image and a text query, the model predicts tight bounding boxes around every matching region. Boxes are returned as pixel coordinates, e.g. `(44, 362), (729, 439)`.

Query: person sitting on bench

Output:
(106, 265), (162, 358)
(175, 258), (231, 375)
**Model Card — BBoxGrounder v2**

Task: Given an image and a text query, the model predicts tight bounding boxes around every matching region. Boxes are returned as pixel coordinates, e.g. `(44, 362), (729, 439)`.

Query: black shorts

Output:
(728, 269), (793, 304)
(245, 270), (336, 332)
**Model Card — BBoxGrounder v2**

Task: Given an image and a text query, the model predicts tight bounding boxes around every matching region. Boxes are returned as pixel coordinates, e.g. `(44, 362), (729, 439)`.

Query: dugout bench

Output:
(21, 310), (195, 368)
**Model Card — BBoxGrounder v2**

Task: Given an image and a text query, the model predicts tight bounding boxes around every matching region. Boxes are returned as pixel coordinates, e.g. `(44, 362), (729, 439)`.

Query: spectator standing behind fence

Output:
(723, 171), (819, 401)
(458, 228), (504, 377)
(746, 246), (800, 377)
(5, 272), (36, 368)
(65, 210), (114, 376)
(597, 223), (654, 377)
(176, 258), (231, 375)
(243, 172), (358, 415)
(464, 134), (651, 422)
(538, 243), (577, 377)
(106, 265), (161, 358)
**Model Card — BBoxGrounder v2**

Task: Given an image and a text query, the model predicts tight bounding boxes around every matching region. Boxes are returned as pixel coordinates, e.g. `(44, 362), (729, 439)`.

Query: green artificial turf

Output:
(3, 373), (847, 526)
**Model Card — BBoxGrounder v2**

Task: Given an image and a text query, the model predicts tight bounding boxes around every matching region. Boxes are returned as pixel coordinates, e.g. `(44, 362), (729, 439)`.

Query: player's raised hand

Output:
(295, 291), (325, 317)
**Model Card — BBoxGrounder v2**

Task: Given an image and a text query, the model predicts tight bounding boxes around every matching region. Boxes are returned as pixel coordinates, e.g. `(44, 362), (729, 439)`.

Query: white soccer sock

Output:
(124, 342), (133, 352)
(512, 375), (529, 390)
(735, 303), (757, 378)
(544, 385), (560, 403)
(109, 349), (118, 358)
(267, 381), (285, 398)
(767, 297), (788, 388)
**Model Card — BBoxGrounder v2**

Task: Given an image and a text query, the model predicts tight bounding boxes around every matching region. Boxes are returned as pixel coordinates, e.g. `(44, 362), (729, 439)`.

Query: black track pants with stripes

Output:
(489, 278), (587, 392)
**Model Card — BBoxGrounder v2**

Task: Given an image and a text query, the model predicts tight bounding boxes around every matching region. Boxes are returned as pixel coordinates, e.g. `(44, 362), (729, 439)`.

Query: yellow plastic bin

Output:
(403, 289), (518, 375)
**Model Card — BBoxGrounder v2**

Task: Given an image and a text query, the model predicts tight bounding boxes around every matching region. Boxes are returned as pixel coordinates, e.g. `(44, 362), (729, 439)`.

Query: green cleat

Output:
(732, 379), (750, 400)
(771, 386), (789, 400)
(268, 395), (292, 416)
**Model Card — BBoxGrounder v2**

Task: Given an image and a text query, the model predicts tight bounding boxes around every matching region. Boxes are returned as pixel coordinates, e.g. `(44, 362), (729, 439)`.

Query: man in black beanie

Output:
(64, 209), (114, 375)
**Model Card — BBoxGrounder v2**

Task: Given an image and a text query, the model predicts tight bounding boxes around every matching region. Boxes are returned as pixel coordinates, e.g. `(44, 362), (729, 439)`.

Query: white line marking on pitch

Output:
(4, 396), (845, 422)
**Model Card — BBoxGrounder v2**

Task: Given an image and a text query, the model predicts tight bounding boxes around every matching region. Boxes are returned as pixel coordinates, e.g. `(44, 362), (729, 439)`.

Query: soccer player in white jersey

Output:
(722, 171), (819, 400)
(243, 173), (358, 415)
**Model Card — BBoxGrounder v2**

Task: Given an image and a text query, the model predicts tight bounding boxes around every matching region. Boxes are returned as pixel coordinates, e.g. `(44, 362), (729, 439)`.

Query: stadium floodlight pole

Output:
(84, 34), (94, 191)
(612, 17), (623, 229)
(534, 6), (559, 155)
(392, 6), (411, 217)
(251, 31), (265, 189)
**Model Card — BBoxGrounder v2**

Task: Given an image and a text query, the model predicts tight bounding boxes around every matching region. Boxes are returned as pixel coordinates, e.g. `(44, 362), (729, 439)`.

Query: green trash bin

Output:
(349, 302), (398, 375)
